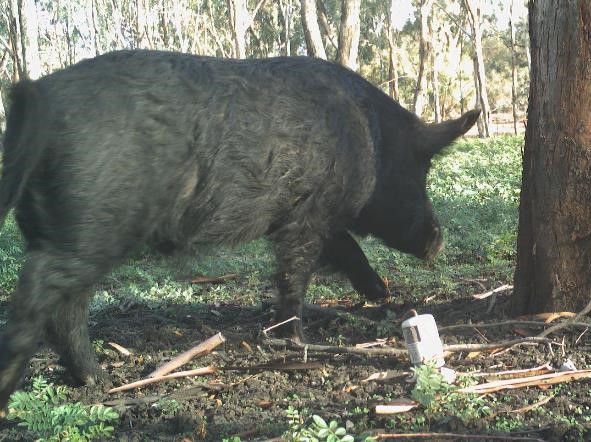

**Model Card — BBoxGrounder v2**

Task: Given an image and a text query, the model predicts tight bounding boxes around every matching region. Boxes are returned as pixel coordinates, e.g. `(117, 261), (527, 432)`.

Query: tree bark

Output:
(429, 11), (441, 123)
(300, 0), (326, 58)
(90, 0), (101, 55)
(509, 0), (518, 135)
(412, 0), (434, 117)
(8, 0), (23, 81)
(17, 0), (41, 79)
(227, 0), (267, 58)
(463, 0), (490, 137)
(336, 0), (360, 70)
(513, 1), (591, 315)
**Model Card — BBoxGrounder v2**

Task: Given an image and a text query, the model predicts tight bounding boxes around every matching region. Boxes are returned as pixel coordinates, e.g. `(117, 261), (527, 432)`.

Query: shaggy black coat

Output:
(0, 50), (479, 408)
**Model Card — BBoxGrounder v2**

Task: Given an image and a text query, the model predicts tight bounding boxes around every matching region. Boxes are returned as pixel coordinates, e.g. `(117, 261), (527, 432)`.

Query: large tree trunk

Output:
(300, 0), (326, 58)
(513, 1), (591, 315)
(412, 0), (434, 117)
(509, 0), (518, 135)
(336, 0), (360, 70)
(463, 0), (490, 137)
(8, 0), (24, 81)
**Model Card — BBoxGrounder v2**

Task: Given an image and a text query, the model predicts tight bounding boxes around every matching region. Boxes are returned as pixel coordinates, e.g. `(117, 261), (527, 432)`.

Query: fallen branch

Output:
(108, 342), (132, 357)
(457, 363), (553, 380)
(440, 319), (591, 332)
(108, 366), (217, 393)
(472, 284), (513, 300)
(223, 361), (324, 371)
(443, 337), (552, 352)
(262, 316), (299, 337)
(148, 332), (226, 378)
(537, 297), (591, 338)
(458, 369), (591, 394)
(375, 400), (418, 414)
(263, 338), (407, 357)
(190, 273), (238, 284)
(103, 383), (228, 407)
(374, 432), (544, 441)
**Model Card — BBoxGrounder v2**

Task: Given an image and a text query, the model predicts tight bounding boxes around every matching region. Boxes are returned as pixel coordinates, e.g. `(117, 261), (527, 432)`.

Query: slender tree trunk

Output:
(317, 0), (337, 51)
(8, 0), (23, 81)
(386, 0), (399, 101)
(91, 0), (101, 55)
(18, 0), (41, 78)
(227, 0), (267, 58)
(136, 0), (150, 48)
(300, 0), (326, 58)
(513, 1), (591, 315)
(509, 0), (518, 135)
(336, 0), (360, 70)
(412, 0), (434, 117)
(429, 13), (441, 122)
(463, 0), (490, 137)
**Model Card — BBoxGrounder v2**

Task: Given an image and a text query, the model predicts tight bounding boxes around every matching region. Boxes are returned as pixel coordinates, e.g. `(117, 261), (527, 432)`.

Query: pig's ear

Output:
(416, 109), (481, 158)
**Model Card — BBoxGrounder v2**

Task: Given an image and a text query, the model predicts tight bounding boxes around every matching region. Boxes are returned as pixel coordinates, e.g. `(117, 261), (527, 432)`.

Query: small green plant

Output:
(222, 437), (242, 442)
(154, 398), (181, 415)
(284, 406), (354, 442)
(7, 376), (119, 441)
(411, 363), (491, 425)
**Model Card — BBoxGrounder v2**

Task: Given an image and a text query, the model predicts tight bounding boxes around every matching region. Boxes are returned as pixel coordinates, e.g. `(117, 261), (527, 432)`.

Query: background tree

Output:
(513, 0), (591, 314)
(336, 0), (360, 70)
(412, 0), (434, 117)
(463, 0), (490, 137)
(300, 0), (326, 58)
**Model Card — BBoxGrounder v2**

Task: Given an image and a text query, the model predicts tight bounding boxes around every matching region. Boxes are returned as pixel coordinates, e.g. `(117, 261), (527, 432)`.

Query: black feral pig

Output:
(0, 50), (479, 408)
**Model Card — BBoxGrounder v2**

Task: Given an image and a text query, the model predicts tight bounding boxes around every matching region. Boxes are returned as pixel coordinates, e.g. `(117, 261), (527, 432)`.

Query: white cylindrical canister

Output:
(401, 314), (445, 367)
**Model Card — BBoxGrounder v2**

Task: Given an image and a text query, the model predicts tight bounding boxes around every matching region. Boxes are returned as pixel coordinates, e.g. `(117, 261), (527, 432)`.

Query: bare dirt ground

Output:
(1, 274), (590, 442)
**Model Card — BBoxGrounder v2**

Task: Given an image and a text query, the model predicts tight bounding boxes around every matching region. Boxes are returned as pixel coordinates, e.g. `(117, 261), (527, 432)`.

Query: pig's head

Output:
(354, 109), (480, 260)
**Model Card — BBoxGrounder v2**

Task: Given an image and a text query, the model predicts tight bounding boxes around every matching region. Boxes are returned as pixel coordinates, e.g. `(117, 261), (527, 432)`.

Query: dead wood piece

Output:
(458, 369), (591, 394)
(375, 400), (418, 414)
(440, 320), (591, 332)
(108, 342), (132, 356)
(443, 337), (552, 353)
(375, 432), (545, 441)
(472, 284), (513, 300)
(537, 297), (591, 338)
(108, 366), (217, 393)
(222, 361), (324, 371)
(190, 273), (238, 284)
(457, 363), (553, 380)
(263, 338), (407, 357)
(103, 383), (227, 407)
(262, 316), (299, 336)
(148, 332), (226, 378)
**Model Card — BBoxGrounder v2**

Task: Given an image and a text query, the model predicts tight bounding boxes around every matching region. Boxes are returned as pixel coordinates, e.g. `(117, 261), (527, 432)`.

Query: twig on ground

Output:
(262, 316), (299, 337)
(537, 297), (591, 338)
(190, 273), (238, 284)
(457, 363), (553, 379)
(458, 369), (591, 394)
(108, 366), (217, 393)
(374, 432), (545, 441)
(262, 338), (408, 357)
(222, 361), (324, 371)
(444, 337), (552, 352)
(103, 383), (229, 407)
(440, 320), (591, 332)
(375, 400), (419, 414)
(108, 342), (133, 357)
(472, 284), (513, 300)
(148, 332), (226, 378)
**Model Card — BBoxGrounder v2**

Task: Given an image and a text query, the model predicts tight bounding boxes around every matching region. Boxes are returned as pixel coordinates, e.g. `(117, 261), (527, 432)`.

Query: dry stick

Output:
(458, 369), (591, 395)
(263, 338), (408, 357)
(456, 363), (553, 379)
(190, 273), (239, 284)
(374, 432), (545, 441)
(440, 320), (591, 332)
(108, 366), (217, 393)
(148, 332), (226, 378)
(262, 316), (299, 337)
(537, 296), (591, 338)
(443, 337), (552, 352)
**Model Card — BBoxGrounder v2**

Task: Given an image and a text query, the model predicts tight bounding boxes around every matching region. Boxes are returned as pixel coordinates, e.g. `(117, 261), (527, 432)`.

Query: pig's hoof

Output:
(356, 273), (391, 301)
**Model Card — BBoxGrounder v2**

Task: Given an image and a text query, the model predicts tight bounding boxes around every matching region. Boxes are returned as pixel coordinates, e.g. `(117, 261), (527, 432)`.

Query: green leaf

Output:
(312, 415), (328, 429)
